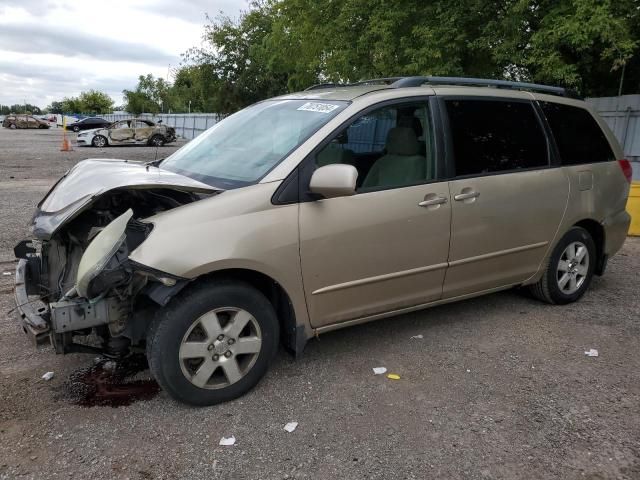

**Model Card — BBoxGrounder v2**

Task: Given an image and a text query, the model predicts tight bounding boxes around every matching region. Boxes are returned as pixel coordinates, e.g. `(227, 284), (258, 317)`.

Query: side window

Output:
(314, 102), (435, 191)
(540, 102), (615, 165)
(445, 99), (548, 176)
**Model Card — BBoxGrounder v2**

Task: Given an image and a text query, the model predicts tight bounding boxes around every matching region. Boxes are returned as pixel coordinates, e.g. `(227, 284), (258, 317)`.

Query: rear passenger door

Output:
(440, 97), (569, 298)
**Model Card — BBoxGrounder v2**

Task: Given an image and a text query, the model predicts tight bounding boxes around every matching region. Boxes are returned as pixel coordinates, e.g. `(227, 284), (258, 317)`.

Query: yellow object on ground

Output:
(386, 373), (401, 380)
(628, 182), (640, 236)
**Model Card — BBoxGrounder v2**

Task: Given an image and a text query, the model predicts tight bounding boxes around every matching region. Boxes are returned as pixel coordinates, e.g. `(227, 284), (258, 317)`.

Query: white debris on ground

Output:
(103, 361), (117, 372)
(372, 367), (387, 375)
(2, 271), (11, 276)
(41, 372), (54, 381)
(219, 436), (236, 446)
(284, 422), (298, 433)
(584, 348), (599, 357)
(411, 334), (424, 339)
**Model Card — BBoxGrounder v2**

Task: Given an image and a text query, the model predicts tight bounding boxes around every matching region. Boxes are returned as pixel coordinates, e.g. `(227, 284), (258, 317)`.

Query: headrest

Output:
(385, 127), (421, 156)
(397, 116), (423, 137)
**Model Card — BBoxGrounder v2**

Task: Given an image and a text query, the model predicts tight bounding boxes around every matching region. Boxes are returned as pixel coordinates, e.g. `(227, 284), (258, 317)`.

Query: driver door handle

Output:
(418, 196), (448, 207)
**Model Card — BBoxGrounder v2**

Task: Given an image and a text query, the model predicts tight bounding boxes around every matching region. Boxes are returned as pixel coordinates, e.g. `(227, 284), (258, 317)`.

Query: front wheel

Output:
(72, 125), (80, 132)
(147, 280), (279, 406)
(529, 226), (595, 305)
(149, 135), (165, 147)
(92, 135), (107, 147)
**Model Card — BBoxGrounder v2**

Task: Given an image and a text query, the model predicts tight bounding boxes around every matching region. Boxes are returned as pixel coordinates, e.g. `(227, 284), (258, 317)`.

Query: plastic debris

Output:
(284, 422), (298, 433)
(584, 349), (599, 357)
(386, 373), (401, 380)
(2, 271), (12, 276)
(42, 372), (54, 381)
(466, 369), (471, 373)
(372, 367), (387, 375)
(219, 436), (236, 446)
(411, 334), (424, 339)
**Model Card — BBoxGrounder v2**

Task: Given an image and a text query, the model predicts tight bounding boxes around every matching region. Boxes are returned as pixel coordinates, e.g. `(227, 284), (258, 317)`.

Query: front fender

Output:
(128, 182), (311, 336)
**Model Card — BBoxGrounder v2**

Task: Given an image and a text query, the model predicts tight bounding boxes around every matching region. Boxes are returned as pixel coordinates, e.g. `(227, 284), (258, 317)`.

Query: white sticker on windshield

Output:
(297, 102), (341, 114)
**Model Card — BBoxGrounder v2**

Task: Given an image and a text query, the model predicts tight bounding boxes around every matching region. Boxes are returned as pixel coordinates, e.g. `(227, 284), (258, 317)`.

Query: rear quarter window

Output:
(540, 102), (615, 165)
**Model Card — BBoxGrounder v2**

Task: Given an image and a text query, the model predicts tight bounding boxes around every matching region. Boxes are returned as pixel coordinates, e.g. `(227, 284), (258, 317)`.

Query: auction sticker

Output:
(297, 102), (341, 113)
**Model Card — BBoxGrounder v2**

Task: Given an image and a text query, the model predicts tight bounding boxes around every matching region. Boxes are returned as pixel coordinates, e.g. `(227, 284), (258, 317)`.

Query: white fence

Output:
(101, 113), (223, 140)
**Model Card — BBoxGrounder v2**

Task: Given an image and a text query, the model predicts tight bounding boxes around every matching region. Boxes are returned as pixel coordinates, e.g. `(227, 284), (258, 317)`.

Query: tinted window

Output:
(540, 102), (615, 165)
(446, 99), (548, 176)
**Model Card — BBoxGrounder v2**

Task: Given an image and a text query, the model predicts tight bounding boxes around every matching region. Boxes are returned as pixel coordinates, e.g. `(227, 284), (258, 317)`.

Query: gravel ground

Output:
(1, 128), (639, 480)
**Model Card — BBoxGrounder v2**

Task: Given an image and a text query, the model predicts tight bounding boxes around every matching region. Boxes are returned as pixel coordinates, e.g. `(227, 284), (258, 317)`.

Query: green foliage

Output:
(123, 74), (174, 114)
(0, 104), (42, 115)
(119, 0), (639, 115)
(78, 90), (114, 114)
(45, 91), (114, 114)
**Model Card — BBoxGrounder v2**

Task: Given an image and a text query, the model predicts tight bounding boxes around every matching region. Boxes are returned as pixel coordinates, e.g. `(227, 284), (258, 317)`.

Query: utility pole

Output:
(188, 100), (191, 114)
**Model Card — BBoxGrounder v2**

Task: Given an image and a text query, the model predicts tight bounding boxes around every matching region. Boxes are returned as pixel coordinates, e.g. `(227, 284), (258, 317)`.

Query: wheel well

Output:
(574, 219), (606, 275)
(197, 269), (302, 355)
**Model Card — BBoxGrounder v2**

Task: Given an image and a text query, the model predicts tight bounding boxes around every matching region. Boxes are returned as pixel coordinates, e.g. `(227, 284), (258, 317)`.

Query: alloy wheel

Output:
(179, 308), (262, 389)
(556, 241), (589, 295)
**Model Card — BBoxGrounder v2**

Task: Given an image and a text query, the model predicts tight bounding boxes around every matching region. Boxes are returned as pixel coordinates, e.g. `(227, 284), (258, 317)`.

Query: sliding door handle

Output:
(454, 191), (480, 201)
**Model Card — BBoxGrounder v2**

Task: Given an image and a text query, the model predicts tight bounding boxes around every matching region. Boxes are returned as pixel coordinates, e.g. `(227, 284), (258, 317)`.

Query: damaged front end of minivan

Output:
(14, 158), (219, 357)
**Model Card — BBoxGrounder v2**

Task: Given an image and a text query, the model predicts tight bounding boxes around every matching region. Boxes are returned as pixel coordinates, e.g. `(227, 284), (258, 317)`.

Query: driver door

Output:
(299, 100), (451, 328)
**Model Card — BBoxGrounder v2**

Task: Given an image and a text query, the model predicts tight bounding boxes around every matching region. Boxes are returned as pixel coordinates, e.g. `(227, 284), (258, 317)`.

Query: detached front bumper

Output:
(14, 259), (51, 346)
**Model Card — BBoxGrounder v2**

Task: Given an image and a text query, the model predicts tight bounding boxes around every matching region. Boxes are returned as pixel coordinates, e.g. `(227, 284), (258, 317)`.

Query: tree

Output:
(47, 101), (64, 114)
(78, 90), (114, 114)
(129, 0), (639, 115)
(123, 74), (174, 114)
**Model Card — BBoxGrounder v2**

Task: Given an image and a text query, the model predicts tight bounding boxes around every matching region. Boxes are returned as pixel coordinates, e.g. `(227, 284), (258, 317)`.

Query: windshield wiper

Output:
(144, 158), (164, 168)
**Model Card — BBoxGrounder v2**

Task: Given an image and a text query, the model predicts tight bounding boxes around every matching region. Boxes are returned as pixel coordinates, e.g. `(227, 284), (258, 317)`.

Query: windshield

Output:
(161, 99), (349, 189)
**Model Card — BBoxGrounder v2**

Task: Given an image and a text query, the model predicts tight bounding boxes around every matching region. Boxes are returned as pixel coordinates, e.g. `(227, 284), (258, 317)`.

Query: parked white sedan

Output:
(76, 119), (176, 147)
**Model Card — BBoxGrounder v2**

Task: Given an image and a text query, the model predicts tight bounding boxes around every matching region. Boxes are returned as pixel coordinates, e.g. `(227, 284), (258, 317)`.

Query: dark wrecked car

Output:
(3, 114), (51, 129)
(76, 119), (176, 147)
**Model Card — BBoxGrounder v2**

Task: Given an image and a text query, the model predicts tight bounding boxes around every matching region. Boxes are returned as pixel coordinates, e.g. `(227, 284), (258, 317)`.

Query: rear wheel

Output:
(92, 135), (107, 147)
(147, 280), (279, 406)
(9, 124), (16, 129)
(529, 227), (595, 305)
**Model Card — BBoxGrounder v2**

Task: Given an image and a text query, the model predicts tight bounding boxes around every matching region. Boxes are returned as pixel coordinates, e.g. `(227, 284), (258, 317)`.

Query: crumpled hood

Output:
(33, 158), (219, 238)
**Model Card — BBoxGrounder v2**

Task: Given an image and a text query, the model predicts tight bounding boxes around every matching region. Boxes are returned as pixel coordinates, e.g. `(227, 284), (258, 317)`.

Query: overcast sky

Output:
(0, 0), (247, 108)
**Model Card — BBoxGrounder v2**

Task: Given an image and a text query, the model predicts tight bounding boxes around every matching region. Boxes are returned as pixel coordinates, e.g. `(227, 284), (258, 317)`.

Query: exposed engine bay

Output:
(14, 159), (220, 357)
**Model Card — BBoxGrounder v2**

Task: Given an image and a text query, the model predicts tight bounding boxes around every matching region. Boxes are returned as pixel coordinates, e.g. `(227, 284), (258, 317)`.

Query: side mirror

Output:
(309, 164), (358, 199)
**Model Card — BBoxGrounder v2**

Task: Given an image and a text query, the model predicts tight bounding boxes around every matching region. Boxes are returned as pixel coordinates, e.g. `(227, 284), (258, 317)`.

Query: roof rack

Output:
(391, 76), (579, 98)
(305, 76), (580, 98)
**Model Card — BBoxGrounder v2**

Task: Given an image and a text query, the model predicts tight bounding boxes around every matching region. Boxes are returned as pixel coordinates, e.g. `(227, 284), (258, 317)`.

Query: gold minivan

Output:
(14, 77), (632, 405)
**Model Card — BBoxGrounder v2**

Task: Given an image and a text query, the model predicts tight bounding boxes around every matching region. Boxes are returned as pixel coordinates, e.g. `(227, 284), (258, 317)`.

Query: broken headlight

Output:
(75, 209), (133, 298)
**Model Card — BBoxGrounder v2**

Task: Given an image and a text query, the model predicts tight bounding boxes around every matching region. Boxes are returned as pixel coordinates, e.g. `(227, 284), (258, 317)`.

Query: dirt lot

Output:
(1, 127), (639, 480)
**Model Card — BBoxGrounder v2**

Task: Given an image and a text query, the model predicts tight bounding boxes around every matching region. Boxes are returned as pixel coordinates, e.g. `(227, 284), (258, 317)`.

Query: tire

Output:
(529, 226), (596, 305)
(92, 135), (107, 148)
(9, 124), (16, 129)
(149, 135), (165, 147)
(147, 279), (279, 406)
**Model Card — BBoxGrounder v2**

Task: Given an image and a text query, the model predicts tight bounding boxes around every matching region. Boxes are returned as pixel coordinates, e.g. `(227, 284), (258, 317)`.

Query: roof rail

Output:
(390, 76), (579, 98)
(305, 83), (346, 91)
(304, 76), (579, 98)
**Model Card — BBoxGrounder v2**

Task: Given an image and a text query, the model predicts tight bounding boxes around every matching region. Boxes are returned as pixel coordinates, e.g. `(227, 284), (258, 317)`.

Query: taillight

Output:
(618, 159), (633, 183)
